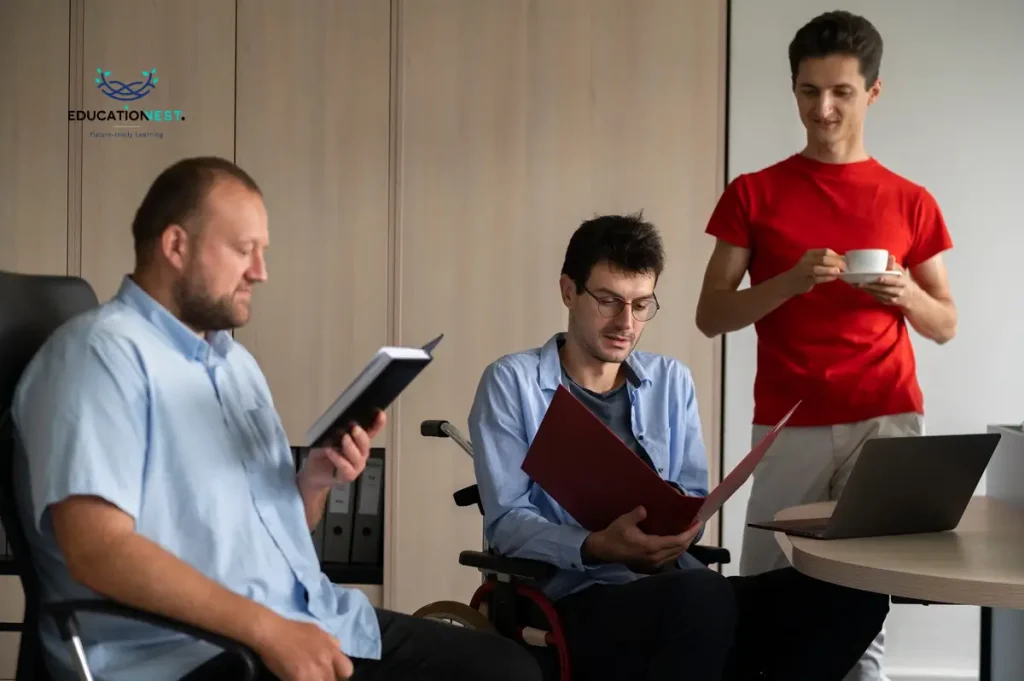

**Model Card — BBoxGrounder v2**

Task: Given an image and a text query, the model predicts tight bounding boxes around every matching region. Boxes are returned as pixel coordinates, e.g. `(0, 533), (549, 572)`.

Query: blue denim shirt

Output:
(12, 276), (380, 681)
(467, 333), (710, 601)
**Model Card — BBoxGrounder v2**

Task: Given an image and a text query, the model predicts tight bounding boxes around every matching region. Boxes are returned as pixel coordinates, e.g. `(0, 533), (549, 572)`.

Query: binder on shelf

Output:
(350, 448), (385, 566)
(322, 481), (356, 564)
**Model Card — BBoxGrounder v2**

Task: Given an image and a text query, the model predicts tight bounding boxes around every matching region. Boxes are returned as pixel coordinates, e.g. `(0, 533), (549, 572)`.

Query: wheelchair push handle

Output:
(419, 419), (475, 457)
(419, 420), (450, 438)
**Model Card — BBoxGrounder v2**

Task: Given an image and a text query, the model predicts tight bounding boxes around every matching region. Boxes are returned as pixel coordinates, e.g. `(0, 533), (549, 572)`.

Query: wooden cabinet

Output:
(389, 0), (725, 613)
(0, 0), (726, 651)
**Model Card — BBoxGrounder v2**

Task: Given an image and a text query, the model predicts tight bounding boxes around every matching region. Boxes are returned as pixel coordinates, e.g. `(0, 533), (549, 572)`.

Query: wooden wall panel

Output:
(390, 0), (725, 613)
(0, 0), (726, 630)
(78, 0), (235, 302)
(0, 4), (70, 672)
(0, 0), (70, 276)
(233, 1), (392, 449)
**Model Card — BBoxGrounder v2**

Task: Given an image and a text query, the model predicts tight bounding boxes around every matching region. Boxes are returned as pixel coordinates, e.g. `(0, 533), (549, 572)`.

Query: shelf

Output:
(321, 562), (382, 585)
(0, 555), (381, 587)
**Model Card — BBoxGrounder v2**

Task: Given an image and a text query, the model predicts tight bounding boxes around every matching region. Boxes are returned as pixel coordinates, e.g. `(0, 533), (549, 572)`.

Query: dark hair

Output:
(788, 10), (883, 89)
(561, 212), (665, 291)
(131, 155), (262, 264)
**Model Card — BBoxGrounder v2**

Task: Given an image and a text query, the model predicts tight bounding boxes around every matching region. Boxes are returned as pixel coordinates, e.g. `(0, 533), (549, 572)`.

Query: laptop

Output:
(746, 432), (1001, 540)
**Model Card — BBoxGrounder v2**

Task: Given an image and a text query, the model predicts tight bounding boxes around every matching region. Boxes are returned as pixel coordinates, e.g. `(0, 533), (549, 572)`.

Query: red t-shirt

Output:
(705, 154), (953, 427)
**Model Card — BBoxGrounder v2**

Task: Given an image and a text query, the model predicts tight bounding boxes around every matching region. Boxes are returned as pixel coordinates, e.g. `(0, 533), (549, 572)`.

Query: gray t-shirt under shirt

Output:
(561, 367), (657, 471)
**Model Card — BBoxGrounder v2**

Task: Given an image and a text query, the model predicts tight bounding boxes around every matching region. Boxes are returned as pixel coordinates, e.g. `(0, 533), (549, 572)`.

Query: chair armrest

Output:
(687, 544), (731, 566)
(459, 550), (558, 581)
(452, 485), (481, 510)
(42, 599), (258, 681)
(461, 543), (730, 582)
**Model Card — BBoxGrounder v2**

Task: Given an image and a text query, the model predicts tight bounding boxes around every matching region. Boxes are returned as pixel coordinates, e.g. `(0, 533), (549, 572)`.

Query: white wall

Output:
(719, 1), (1024, 680)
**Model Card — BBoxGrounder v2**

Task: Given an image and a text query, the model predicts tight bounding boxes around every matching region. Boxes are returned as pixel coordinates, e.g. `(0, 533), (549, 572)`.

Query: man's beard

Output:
(172, 271), (245, 332)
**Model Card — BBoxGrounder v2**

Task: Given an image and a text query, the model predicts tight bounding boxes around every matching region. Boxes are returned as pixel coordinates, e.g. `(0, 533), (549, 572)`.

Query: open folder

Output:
(521, 385), (800, 537)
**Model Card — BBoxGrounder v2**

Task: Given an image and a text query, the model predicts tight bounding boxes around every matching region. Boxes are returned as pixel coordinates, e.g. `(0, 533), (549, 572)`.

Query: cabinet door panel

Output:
(79, 0), (235, 302)
(391, 0), (724, 612)
(0, 0), (70, 276)
(233, 1), (392, 448)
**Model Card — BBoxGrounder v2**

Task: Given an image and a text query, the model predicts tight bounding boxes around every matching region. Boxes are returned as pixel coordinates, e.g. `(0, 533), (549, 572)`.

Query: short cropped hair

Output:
(788, 10), (883, 89)
(131, 156), (262, 264)
(561, 212), (665, 291)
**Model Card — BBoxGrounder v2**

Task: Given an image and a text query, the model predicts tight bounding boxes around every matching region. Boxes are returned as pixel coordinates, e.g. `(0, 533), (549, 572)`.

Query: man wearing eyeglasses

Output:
(467, 214), (889, 681)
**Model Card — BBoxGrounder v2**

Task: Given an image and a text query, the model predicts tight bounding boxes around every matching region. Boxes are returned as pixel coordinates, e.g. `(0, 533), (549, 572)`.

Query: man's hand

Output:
(582, 506), (703, 571)
(299, 410), (386, 491)
(858, 255), (918, 309)
(782, 248), (846, 295)
(252, 614), (354, 681)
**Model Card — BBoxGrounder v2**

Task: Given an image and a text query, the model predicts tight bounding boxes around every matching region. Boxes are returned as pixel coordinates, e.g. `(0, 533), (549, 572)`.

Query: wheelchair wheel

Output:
(412, 599), (496, 632)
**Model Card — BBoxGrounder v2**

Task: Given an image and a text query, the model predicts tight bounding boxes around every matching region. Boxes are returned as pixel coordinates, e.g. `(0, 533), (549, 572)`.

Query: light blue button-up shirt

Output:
(12, 276), (380, 681)
(467, 333), (710, 601)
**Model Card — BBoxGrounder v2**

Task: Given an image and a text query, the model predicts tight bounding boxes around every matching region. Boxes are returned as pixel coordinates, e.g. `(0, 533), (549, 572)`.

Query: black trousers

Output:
(181, 607), (543, 681)
(552, 565), (890, 681)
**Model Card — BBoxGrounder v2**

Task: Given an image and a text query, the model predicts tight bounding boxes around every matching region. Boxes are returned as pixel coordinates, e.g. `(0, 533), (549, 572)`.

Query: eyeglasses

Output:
(582, 286), (660, 322)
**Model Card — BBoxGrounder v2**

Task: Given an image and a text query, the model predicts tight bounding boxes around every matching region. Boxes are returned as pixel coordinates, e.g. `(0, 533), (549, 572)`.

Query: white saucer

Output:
(839, 270), (902, 285)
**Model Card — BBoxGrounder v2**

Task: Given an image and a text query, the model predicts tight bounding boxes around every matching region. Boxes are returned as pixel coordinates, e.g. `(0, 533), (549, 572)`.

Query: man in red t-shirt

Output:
(696, 11), (957, 681)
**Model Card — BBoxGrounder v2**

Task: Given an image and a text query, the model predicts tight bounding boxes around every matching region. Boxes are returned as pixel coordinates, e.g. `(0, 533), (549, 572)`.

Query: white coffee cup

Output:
(844, 249), (889, 273)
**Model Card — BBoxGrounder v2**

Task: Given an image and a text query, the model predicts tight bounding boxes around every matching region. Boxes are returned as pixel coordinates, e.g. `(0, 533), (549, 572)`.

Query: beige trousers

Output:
(740, 412), (924, 681)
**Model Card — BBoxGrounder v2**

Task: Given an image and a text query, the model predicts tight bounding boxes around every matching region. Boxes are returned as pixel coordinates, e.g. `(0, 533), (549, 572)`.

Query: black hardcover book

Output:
(304, 335), (443, 448)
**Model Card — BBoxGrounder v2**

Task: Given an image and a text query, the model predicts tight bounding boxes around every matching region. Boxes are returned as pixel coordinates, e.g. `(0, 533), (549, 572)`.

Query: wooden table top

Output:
(773, 496), (1024, 609)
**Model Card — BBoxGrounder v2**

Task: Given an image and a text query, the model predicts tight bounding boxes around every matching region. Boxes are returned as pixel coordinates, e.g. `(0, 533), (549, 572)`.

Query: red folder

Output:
(521, 385), (800, 537)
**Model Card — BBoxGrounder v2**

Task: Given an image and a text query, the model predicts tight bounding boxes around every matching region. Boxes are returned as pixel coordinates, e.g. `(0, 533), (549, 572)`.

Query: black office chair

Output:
(0, 270), (257, 681)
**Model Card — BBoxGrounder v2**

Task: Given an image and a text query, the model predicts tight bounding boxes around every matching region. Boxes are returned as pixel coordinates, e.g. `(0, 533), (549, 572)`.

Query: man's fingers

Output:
(649, 549), (680, 567)
(346, 423), (371, 453)
(334, 650), (354, 680)
(326, 448), (360, 480)
(344, 434), (370, 468)
(646, 531), (692, 554)
(862, 284), (900, 297)
(369, 409), (387, 436)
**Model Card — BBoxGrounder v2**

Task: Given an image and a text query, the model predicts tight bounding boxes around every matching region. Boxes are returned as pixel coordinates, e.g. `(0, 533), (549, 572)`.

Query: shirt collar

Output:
(115, 275), (234, 363)
(537, 332), (651, 392)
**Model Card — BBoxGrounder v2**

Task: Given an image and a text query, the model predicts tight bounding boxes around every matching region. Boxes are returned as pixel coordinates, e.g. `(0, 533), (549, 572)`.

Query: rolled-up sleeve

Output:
(468, 361), (591, 571)
(13, 331), (148, 531)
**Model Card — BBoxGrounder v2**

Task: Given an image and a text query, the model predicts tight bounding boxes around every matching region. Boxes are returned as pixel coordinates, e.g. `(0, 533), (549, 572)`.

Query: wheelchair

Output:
(410, 419), (732, 681)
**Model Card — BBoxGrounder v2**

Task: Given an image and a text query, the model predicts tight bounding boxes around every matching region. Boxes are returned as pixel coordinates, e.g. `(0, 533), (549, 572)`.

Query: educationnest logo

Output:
(95, 66), (157, 101)
(69, 66), (186, 139)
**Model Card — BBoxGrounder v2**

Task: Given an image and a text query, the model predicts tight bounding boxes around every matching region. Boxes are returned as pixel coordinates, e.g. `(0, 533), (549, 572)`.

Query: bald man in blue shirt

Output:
(12, 156), (540, 681)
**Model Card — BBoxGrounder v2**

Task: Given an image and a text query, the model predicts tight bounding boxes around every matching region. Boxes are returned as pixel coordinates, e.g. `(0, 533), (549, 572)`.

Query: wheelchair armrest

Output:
(459, 550), (558, 581)
(688, 544), (731, 566)
(43, 599), (258, 681)
(453, 484), (481, 509)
